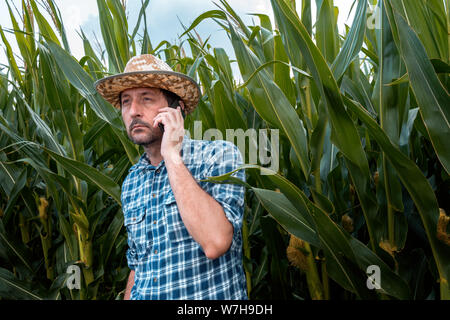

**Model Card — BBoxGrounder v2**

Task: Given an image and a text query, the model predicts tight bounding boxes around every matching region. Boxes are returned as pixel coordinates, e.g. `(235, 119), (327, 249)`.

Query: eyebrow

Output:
(121, 91), (156, 100)
(141, 91), (157, 97)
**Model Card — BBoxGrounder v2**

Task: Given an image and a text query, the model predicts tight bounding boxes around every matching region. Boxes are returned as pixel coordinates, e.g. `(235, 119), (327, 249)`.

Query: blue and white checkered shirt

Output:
(121, 135), (247, 300)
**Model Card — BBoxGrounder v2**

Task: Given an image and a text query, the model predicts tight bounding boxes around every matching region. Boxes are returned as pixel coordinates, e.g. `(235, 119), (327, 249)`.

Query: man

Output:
(95, 54), (247, 300)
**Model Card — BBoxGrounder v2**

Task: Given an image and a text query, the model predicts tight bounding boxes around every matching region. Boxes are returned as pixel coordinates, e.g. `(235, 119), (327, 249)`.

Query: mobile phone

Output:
(158, 100), (186, 133)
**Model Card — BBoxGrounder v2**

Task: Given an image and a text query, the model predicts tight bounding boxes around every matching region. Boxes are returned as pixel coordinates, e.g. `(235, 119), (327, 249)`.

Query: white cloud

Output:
(54, 0), (99, 31)
(54, 0), (99, 59)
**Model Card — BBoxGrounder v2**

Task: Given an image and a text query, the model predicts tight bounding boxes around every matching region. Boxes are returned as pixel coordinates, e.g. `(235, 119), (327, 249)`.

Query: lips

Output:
(132, 125), (148, 131)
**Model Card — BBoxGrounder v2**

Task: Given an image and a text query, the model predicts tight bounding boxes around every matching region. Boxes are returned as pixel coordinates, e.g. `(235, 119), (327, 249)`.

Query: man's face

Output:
(120, 87), (167, 146)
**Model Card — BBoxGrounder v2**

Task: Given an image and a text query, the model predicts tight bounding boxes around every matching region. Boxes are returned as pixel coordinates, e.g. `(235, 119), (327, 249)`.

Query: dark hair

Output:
(119, 88), (181, 109)
(161, 89), (181, 108)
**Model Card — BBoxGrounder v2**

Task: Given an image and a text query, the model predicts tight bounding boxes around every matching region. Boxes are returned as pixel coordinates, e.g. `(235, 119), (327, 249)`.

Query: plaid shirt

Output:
(121, 135), (247, 300)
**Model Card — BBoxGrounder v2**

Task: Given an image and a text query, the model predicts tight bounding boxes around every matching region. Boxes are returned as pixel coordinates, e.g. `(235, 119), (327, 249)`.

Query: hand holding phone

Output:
(159, 100), (186, 133)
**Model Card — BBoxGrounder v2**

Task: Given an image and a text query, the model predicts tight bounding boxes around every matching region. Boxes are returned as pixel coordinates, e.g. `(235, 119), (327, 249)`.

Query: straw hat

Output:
(94, 54), (201, 114)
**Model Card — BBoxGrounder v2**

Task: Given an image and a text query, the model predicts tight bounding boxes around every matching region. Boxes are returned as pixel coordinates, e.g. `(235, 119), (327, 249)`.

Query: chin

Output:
(130, 131), (161, 146)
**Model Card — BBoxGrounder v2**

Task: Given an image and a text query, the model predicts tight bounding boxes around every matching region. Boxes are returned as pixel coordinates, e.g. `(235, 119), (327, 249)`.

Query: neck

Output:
(143, 139), (163, 166)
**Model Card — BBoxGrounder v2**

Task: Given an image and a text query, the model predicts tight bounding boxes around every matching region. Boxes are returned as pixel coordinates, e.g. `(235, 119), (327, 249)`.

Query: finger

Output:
(178, 101), (185, 117)
(173, 107), (183, 125)
(174, 107), (182, 125)
(159, 107), (179, 123)
(165, 108), (178, 125)
(160, 107), (180, 113)
(153, 113), (167, 128)
(173, 102), (185, 124)
(154, 111), (178, 130)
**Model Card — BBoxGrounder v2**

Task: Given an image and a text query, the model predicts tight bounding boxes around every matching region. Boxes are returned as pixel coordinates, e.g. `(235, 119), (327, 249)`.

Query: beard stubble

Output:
(128, 119), (162, 147)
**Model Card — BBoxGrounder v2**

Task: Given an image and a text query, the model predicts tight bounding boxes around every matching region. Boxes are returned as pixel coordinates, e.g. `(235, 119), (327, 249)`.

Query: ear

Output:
(179, 100), (186, 118)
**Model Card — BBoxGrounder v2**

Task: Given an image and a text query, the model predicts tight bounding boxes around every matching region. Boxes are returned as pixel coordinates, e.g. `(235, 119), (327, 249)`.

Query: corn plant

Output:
(183, 0), (449, 300)
(0, 0), (145, 300)
(0, 0), (449, 300)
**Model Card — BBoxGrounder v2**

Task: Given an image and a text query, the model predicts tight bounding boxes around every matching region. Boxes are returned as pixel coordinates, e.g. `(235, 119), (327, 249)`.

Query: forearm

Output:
(124, 270), (135, 300)
(165, 156), (233, 259)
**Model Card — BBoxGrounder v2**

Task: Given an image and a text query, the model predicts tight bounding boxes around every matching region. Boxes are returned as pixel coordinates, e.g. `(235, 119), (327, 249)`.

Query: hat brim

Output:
(94, 71), (201, 114)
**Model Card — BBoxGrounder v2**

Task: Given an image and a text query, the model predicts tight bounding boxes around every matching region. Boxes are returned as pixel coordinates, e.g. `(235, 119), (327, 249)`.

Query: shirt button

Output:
(153, 220), (157, 225)
(156, 169), (160, 174)
(154, 278), (157, 283)
(154, 250), (158, 254)
(152, 194), (156, 198)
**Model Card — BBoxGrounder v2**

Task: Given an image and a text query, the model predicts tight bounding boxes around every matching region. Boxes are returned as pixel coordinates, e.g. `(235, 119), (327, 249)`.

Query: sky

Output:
(0, 0), (355, 72)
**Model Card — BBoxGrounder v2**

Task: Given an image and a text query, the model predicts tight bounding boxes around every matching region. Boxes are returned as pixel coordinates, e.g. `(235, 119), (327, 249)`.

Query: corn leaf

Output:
(390, 11), (450, 175)
(43, 148), (121, 205)
(229, 22), (310, 178)
(0, 267), (43, 300)
(344, 95), (450, 299)
(271, 0), (380, 250)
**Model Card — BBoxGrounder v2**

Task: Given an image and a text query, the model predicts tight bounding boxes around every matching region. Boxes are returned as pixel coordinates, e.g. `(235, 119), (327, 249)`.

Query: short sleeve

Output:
(203, 141), (246, 241)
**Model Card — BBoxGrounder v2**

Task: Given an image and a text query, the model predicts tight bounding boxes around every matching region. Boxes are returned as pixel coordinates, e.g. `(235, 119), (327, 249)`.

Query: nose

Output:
(129, 98), (142, 118)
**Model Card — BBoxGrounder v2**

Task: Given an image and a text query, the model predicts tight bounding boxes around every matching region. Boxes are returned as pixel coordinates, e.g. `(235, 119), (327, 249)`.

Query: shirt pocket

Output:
(124, 207), (152, 259)
(163, 193), (192, 243)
